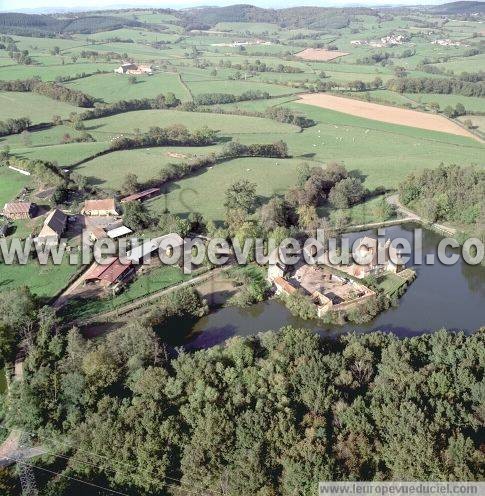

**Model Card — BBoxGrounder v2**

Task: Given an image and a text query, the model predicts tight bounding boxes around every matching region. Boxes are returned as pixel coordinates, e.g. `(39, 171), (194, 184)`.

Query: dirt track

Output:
(295, 48), (349, 61)
(297, 93), (482, 141)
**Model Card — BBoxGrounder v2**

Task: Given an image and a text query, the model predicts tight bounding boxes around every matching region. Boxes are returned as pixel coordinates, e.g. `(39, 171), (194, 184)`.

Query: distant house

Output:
(2, 202), (37, 220)
(120, 188), (160, 203)
(84, 257), (135, 287)
(114, 63), (153, 75)
(82, 199), (119, 217)
(37, 209), (67, 244)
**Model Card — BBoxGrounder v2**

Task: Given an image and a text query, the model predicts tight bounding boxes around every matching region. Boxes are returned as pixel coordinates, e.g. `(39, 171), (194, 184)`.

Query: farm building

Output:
(84, 257), (134, 287)
(2, 202), (37, 220)
(82, 199), (119, 217)
(89, 227), (108, 242)
(120, 188), (160, 203)
(106, 225), (133, 239)
(127, 233), (184, 263)
(37, 209), (67, 244)
(114, 63), (153, 75)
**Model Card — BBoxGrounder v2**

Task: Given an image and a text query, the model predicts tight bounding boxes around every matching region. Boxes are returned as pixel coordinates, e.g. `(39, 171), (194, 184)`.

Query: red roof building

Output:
(120, 188), (160, 203)
(84, 257), (134, 286)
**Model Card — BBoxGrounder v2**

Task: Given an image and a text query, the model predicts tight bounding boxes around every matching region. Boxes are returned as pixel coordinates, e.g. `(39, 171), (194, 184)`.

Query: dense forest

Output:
(398, 165), (485, 232)
(1, 291), (483, 494)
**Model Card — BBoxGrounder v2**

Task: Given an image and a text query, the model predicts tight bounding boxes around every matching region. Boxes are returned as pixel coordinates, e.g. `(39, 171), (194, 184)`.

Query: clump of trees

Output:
(4, 320), (483, 495)
(222, 140), (288, 159)
(0, 117), (31, 136)
(398, 164), (484, 227)
(286, 162), (365, 211)
(0, 78), (96, 107)
(264, 106), (315, 128)
(109, 124), (218, 151)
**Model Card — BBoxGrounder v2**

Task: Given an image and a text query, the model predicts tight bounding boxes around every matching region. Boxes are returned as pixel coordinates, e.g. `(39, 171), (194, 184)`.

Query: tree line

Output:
(0, 78), (96, 107)
(194, 90), (271, 106)
(0, 116), (31, 137)
(1, 297), (482, 494)
(387, 76), (485, 97)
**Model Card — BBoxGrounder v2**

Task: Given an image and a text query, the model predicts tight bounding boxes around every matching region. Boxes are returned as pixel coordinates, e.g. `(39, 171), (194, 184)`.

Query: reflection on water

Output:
(163, 225), (485, 349)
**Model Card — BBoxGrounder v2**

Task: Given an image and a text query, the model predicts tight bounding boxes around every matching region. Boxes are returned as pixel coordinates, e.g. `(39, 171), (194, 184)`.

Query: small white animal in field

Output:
(334, 125), (338, 129)
(247, 168), (251, 171)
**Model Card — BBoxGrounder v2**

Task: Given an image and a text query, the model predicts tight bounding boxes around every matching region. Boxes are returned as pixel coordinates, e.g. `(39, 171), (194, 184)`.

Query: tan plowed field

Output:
(297, 93), (482, 141)
(295, 48), (349, 61)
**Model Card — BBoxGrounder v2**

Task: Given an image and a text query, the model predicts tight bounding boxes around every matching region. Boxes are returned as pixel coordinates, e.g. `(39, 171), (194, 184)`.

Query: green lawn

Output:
(0, 258), (80, 300)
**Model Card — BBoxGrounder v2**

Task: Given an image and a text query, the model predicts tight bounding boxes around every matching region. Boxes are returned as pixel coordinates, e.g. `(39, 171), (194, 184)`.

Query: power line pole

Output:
(15, 432), (39, 496)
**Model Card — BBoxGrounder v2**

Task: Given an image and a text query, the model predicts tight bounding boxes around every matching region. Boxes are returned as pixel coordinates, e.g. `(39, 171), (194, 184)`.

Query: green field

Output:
(13, 142), (109, 166)
(73, 145), (223, 190)
(147, 156), (304, 221)
(65, 72), (190, 102)
(0, 258), (80, 300)
(0, 92), (80, 123)
(85, 109), (299, 138)
(0, 167), (30, 206)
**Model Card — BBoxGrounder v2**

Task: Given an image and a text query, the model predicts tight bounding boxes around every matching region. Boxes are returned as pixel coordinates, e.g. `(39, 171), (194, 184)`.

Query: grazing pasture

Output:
(65, 72), (190, 102)
(0, 92), (80, 123)
(147, 157), (304, 221)
(85, 109), (299, 138)
(72, 145), (223, 190)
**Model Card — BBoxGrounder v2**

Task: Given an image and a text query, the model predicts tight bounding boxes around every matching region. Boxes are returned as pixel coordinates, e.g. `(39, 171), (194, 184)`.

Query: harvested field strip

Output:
(296, 93), (482, 142)
(295, 48), (349, 61)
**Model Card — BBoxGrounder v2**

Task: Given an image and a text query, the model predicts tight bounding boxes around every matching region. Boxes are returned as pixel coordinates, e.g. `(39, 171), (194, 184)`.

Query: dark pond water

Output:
(164, 224), (485, 349)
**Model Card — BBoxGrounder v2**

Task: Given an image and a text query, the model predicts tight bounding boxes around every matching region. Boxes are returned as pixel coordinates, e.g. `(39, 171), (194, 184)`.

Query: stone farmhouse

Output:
(36, 209), (67, 245)
(114, 63), (154, 75)
(82, 199), (119, 217)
